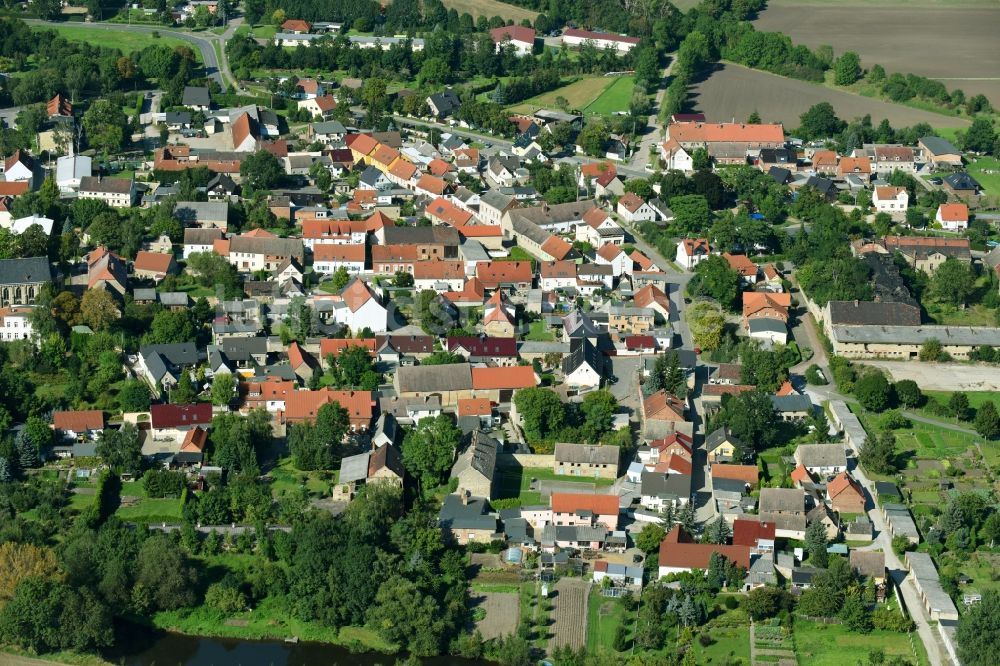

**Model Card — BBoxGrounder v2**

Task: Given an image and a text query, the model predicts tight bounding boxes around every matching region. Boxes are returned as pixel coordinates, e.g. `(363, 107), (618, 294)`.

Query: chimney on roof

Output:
(854, 300), (859, 307)
(461, 489), (469, 505)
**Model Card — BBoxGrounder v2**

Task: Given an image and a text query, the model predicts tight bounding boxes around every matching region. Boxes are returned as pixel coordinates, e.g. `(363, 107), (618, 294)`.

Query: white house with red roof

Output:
(313, 243), (366, 275)
(617, 192), (657, 223)
(490, 25), (536, 56)
(595, 243), (630, 277)
(675, 238), (711, 270)
(315, 278), (388, 333)
(659, 137), (693, 172)
(561, 28), (640, 53)
(0, 305), (33, 341)
(873, 185), (909, 215)
(935, 202), (969, 231)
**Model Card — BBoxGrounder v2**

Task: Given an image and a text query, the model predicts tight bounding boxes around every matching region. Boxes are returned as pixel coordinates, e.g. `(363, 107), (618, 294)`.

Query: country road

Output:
(26, 19), (235, 88)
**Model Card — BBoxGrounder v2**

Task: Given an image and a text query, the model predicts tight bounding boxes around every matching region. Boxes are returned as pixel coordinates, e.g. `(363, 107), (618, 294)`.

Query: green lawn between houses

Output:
(586, 590), (630, 653)
(493, 466), (616, 507)
(793, 618), (929, 666)
(967, 156), (1000, 197)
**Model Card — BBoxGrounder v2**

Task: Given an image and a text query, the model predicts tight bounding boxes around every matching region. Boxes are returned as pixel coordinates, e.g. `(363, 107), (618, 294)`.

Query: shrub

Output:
(805, 364), (827, 385)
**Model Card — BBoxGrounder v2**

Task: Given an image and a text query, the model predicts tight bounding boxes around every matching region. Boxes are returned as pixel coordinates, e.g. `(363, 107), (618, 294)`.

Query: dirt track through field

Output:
(755, 4), (1000, 101)
(690, 63), (971, 128)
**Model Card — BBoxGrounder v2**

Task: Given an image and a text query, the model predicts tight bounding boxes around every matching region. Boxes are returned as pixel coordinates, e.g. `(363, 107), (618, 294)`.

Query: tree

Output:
(798, 102), (846, 140)
(918, 338), (944, 362)
(80, 289), (119, 331)
(119, 380), (151, 412)
(949, 392), (972, 421)
(0, 543), (59, 604)
(687, 300), (726, 351)
(669, 195), (711, 233)
(833, 51), (862, 85)
(805, 517), (829, 568)
(974, 401), (1000, 439)
(745, 586), (790, 620)
(634, 523), (665, 554)
(577, 120), (610, 157)
(211, 373), (235, 406)
(82, 99), (127, 154)
(336, 345), (377, 388)
(96, 422), (142, 475)
(893, 379), (922, 408)
(329, 266), (351, 292)
(171, 371), (197, 404)
(512, 387), (565, 444)
(239, 150), (283, 192)
(963, 117), (996, 154)
(840, 594), (873, 633)
(747, 110), (762, 124)
(854, 371), (892, 412)
(691, 255), (740, 309)
(136, 534), (198, 611)
(712, 390), (780, 454)
(931, 257), (975, 306)
(580, 390), (617, 443)
(402, 414), (461, 492)
(704, 515), (731, 544)
(858, 430), (898, 475)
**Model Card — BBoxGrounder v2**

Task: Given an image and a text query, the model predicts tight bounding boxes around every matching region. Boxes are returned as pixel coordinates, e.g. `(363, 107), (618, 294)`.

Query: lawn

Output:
(116, 497), (185, 523)
(583, 76), (636, 116)
(526, 320), (555, 341)
(268, 457), (338, 500)
(441, 0), (539, 21)
(586, 590), (630, 653)
(967, 156), (1000, 197)
(153, 596), (395, 651)
(508, 76), (613, 114)
(35, 25), (201, 60)
(493, 465), (616, 506)
(924, 301), (998, 327)
(924, 390), (1000, 413)
(693, 625), (750, 664)
(793, 618), (928, 666)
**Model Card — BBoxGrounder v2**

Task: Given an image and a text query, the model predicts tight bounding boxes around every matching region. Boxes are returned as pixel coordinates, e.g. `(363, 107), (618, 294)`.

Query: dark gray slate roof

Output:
(182, 86), (210, 107)
(0, 256), (50, 284)
(438, 494), (497, 531)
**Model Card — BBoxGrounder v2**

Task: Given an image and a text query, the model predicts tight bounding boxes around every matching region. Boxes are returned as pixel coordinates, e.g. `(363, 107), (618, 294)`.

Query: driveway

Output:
(850, 460), (949, 666)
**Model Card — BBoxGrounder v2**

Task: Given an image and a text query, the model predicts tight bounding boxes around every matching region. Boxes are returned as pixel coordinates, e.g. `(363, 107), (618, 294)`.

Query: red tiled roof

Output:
(458, 398), (493, 417)
(413, 259), (465, 281)
(427, 158), (453, 176)
(540, 235), (573, 260)
(284, 388), (375, 423)
(642, 390), (686, 422)
(150, 403), (213, 429)
(827, 472), (864, 501)
(634, 284), (670, 313)
(490, 25), (536, 44)
(732, 519), (775, 547)
(448, 336), (518, 357)
(471, 365), (537, 390)
(658, 525), (751, 570)
(775, 381), (795, 396)
(349, 133), (379, 156)
(838, 156), (871, 174)
(710, 463), (759, 486)
(133, 251), (173, 274)
(723, 253), (758, 278)
(281, 18), (311, 32)
(669, 122), (784, 144)
(180, 427), (208, 453)
(476, 261), (533, 287)
(618, 192), (645, 213)
(563, 28), (640, 45)
(426, 197), (473, 227)
(551, 492), (618, 516)
(416, 173), (448, 195)
(790, 463), (812, 485)
(625, 335), (656, 350)
(597, 243), (624, 262)
(937, 202), (969, 222)
(53, 410), (104, 432)
(679, 238), (710, 256)
(0, 182), (29, 196)
(701, 384), (756, 396)
(580, 161), (616, 179)
(313, 243), (366, 262)
(319, 338), (376, 358)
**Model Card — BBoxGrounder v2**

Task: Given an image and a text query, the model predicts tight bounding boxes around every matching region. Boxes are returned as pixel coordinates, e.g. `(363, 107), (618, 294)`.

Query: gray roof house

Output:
(793, 443), (848, 475)
(136, 342), (201, 391)
(451, 430), (500, 500)
(182, 86), (211, 109)
(438, 494), (498, 543)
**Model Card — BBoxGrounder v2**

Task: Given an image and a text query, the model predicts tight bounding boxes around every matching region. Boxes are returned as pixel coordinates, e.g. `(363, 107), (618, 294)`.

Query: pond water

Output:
(116, 632), (487, 666)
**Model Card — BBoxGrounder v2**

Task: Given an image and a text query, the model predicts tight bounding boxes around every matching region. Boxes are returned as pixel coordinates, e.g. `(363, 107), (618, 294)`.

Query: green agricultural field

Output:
(968, 156), (1000, 197)
(794, 618), (928, 666)
(508, 76), (613, 115)
(583, 76), (636, 116)
(35, 25), (202, 60)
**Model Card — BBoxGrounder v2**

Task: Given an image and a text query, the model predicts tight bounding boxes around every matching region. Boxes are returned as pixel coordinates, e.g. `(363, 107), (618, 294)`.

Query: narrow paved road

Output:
(901, 412), (978, 435)
(626, 56), (674, 172)
(27, 19), (230, 87)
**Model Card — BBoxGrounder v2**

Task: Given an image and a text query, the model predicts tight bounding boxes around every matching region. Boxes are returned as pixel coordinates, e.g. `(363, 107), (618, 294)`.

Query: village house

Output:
(873, 186), (909, 216)
(553, 442), (619, 480)
(561, 28), (639, 53)
(827, 471), (866, 514)
(450, 430), (500, 499)
(77, 176), (136, 208)
(490, 25), (535, 55)
(438, 493), (498, 545)
(758, 487), (807, 539)
(935, 202), (969, 231)
(675, 238), (711, 271)
(657, 526), (751, 577)
(793, 443), (848, 476)
(132, 251), (177, 282)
